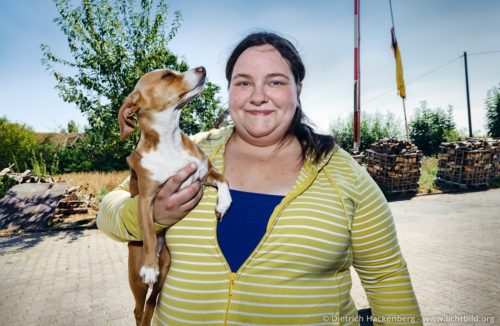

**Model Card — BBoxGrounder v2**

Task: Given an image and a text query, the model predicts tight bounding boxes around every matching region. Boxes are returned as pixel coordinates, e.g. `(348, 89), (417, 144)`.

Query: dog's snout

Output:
(195, 66), (206, 74)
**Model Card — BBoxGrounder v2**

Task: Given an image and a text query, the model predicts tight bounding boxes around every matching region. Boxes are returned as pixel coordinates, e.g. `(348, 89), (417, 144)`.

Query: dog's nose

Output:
(195, 66), (205, 74)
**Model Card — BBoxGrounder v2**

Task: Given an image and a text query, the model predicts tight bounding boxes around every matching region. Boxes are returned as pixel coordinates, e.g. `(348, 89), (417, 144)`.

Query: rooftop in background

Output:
(35, 133), (82, 148)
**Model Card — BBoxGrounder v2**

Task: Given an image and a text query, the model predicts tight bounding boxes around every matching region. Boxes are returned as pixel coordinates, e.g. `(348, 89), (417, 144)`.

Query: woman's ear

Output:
(297, 83), (302, 99)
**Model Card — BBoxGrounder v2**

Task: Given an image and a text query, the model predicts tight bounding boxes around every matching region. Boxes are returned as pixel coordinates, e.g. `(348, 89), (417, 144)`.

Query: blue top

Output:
(217, 189), (284, 272)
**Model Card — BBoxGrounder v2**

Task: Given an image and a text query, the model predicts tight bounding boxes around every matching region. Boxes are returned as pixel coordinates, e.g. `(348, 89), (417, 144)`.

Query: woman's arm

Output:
(96, 164), (203, 242)
(351, 167), (422, 325)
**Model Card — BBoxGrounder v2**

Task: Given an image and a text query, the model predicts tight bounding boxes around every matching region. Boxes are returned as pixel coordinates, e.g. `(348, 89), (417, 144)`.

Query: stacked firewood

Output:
(53, 185), (97, 217)
(365, 138), (422, 194)
(437, 138), (499, 186)
(368, 137), (420, 155)
(0, 166), (55, 184)
(347, 149), (364, 165)
(489, 139), (500, 178)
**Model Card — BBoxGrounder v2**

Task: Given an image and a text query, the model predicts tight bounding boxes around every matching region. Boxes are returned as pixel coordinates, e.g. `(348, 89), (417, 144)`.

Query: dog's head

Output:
(118, 67), (206, 139)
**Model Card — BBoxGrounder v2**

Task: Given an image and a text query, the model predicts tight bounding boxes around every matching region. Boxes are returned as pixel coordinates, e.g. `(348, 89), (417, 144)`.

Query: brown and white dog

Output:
(118, 66), (231, 325)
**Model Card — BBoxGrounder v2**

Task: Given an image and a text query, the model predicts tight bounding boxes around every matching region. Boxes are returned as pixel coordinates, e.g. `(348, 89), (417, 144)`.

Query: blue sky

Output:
(1, 0), (499, 136)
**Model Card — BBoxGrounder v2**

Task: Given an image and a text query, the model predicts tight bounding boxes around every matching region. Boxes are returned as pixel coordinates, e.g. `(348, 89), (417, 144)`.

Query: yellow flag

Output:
(391, 28), (406, 98)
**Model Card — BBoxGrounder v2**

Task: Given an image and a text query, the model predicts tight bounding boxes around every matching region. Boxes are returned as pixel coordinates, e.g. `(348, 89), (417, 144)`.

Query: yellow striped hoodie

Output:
(97, 126), (422, 325)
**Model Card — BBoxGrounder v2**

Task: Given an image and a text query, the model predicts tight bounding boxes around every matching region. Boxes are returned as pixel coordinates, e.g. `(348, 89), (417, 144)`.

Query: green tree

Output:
(329, 111), (404, 151)
(485, 84), (500, 137)
(409, 101), (460, 156)
(41, 0), (224, 171)
(0, 116), (40, 172)
(67, 120), (79, 133)
(57, 141), (94, 173)
(36, 135), (61, 175)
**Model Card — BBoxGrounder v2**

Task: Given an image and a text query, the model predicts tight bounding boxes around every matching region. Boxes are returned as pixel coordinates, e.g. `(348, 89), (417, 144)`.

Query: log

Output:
(54, 207), (88, 215)
(0, 164), (15, 177)
(66, 186), (81, 194)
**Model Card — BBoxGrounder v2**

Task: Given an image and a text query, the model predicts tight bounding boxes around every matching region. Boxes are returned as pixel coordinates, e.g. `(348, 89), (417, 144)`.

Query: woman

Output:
(97, 32), (422, 325)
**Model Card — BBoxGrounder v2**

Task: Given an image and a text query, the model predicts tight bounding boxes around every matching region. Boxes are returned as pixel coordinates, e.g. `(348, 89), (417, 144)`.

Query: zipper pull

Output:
(229, 272), (237, 295)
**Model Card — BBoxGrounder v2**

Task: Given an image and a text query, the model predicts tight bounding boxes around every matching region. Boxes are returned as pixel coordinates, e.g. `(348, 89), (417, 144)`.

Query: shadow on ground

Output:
(0, 229), (87, 255)
(386, 185), (492, 202)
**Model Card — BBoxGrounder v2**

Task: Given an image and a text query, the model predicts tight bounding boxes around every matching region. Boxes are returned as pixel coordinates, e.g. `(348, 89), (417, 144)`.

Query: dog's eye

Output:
(162, 72), (174, 79)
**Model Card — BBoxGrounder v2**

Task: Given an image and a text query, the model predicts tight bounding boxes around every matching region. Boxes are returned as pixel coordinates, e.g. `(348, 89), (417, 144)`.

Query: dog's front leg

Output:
(204, 163), (232, 220)
(137, 194), (159, 285)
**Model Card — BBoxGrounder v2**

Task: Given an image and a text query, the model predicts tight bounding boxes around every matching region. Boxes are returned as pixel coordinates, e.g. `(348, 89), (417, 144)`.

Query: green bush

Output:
(0, 175), (17, 198)
(57, 146), (93, 173)
(409, 102), (462, 156)
(329, 111), (404, 151)
(54, 133), (121, 173)
(0, 116), (97, 175)
(0, 116), (40, 172)
(485, 84), (500, 137)
(35, 135), (61, 175)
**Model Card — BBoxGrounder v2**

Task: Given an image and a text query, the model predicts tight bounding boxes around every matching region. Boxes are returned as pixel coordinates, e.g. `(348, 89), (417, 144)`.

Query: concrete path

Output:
(1, 188), (499, 325)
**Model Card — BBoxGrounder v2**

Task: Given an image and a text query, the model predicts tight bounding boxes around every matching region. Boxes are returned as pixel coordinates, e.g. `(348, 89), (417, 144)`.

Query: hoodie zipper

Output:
(221, 173), (315, 325)
(210, 129), (322, 324)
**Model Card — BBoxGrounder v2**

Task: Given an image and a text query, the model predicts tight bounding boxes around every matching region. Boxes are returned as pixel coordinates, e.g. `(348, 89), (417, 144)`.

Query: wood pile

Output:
(53, 185), (96, 216)
(1, 165), (96, 218)
(437, 138), (499, 186)
(0, 166), (55, 184)
(365, 138), (422, 194)
(490, 139), (500, 178)
(347, 149), (364, 165)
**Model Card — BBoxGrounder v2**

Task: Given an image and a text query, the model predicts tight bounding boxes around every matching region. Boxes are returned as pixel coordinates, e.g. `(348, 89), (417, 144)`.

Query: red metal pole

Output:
(354, 0), (361, 150)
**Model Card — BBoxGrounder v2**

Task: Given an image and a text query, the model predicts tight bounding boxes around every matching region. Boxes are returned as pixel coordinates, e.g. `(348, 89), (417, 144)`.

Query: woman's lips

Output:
(247, 110), (273, 116)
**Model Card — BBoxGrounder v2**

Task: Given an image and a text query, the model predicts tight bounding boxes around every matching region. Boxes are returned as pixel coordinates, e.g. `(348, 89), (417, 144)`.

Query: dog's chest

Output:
(140, 142), (208, 187)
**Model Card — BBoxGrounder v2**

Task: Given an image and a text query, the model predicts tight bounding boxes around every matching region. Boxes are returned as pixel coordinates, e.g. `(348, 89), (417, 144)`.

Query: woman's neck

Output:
(228, 130), (300, 159)
(224, 130), (303, 195)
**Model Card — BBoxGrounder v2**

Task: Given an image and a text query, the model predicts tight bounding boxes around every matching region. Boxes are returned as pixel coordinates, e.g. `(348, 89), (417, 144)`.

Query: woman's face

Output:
(228, 44), (302, 147)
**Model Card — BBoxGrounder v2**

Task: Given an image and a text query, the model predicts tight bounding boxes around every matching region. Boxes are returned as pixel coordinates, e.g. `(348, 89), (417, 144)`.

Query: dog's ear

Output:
(118, 91), (141, 140)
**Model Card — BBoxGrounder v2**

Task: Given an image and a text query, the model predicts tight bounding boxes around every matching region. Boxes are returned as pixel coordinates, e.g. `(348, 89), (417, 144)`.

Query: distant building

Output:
(35, 133), (83, 148)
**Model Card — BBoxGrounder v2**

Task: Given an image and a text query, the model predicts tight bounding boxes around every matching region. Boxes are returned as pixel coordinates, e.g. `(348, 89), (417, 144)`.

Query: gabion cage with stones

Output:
(365, 138), (422, 195)
(437, 139), (496, 188)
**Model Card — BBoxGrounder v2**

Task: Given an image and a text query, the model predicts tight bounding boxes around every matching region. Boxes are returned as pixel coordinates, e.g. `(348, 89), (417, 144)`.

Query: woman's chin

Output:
(244, 125), (274, 138)
(238, 126), (286, 146)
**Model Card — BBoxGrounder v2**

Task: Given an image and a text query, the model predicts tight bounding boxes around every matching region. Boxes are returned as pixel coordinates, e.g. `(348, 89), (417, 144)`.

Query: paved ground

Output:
(0, 188), (499, 325)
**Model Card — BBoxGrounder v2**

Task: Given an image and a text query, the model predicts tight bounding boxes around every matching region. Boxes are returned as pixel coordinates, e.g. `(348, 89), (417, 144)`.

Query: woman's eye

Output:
(236, 81), (250, 86)
(269, 80), (283, 86)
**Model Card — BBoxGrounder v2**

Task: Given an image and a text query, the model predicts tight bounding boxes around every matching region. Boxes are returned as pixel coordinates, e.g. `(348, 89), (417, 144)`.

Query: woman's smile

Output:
(247, 109), (274, 116)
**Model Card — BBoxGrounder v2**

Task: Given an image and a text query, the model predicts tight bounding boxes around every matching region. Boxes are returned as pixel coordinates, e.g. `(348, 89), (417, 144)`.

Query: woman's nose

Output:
(249, 84), (268, 105)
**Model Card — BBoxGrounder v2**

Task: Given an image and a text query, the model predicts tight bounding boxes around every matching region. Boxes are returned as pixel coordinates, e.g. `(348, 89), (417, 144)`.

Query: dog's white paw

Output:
(140, 266), (160, 285)
(215, 182), (232, 220)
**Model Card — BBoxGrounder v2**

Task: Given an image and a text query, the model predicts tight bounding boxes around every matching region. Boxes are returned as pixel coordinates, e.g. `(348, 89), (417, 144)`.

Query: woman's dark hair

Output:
(224, 31), (336, 164)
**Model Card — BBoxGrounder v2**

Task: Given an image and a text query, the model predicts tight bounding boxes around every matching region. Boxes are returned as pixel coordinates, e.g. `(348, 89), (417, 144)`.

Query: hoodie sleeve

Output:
(96, 177), (167, 242)
(351, 165), (422, 325)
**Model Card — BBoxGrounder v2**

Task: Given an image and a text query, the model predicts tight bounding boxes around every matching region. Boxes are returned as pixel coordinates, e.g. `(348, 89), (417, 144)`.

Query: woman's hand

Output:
(153, 163), (203, 227)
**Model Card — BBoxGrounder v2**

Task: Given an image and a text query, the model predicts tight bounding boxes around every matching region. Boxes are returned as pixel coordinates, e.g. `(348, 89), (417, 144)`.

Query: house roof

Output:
(35, 133), (82, 147)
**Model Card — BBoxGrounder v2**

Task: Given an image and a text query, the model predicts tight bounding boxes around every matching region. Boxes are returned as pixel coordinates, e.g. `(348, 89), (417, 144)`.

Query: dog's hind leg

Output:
(141, 231), (171, 325)
(128, 241), (148, 326)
